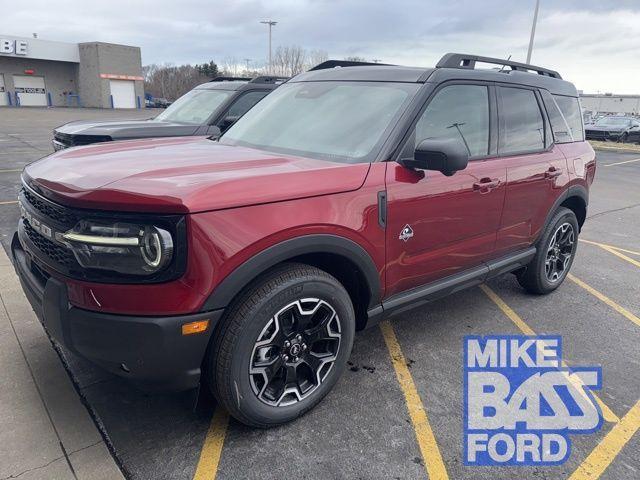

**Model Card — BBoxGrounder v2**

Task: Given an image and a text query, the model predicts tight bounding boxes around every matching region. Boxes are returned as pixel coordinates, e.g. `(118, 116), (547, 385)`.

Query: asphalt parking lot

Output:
(0, 107), (639, 480)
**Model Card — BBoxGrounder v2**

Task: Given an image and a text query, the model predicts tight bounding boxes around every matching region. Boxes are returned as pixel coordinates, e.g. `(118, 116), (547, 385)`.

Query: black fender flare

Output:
(536, 185), (588, 244)
(201, 234), (381, 312)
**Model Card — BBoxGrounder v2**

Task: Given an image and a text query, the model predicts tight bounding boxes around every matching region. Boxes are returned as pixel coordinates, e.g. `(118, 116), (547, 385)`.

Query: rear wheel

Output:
(207, 263), (355, 427)
(517, 207), (578, 294)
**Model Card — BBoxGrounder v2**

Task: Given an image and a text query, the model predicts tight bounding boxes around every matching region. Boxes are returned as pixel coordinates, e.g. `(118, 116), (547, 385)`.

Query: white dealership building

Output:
(0, 34), (144, 108)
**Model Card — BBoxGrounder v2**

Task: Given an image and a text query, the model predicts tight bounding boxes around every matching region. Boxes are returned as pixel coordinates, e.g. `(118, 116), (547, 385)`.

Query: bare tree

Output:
(143, 63), (209, 101)
(343, 56), (367, 62)
(306, 49), (329, 70)
(272, 45), (308, 76)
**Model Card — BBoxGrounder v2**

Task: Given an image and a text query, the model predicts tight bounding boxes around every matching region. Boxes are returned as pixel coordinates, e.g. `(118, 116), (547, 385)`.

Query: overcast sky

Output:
(3, 0), (640, 93)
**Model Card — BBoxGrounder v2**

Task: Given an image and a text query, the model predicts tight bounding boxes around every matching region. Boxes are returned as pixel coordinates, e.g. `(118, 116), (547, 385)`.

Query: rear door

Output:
(494, 86), (569, 256)
(385, 82), (507, 297)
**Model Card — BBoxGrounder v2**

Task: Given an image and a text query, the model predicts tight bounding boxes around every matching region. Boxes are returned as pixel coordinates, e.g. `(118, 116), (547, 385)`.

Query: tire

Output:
(517, 207), (579, 295)
(207, 263), (355, 427)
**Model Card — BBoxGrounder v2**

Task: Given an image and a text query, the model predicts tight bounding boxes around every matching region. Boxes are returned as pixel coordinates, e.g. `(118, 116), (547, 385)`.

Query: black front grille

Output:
(23, 219), (75, 267)
(21, 187), (78, 225)
(54, 131), (111, 147)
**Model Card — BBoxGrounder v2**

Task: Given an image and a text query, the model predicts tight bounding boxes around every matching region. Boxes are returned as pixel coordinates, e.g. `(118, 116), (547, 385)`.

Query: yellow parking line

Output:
(568, 274), (640, 328)
(479, 284), (620, 424)
(568, 399), (640, 480)
(193, 407), (230, 480)
(599, 245), (640, 268)
(579, 239), (640, 257)
(602, 157), (640, 167)
(380, 320), (449, 480)
(0, 168), (22, 173)
(0, 200), (18, 205)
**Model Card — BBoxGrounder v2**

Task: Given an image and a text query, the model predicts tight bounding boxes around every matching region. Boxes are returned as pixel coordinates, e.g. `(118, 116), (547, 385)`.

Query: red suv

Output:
(13, 54), (595, 427)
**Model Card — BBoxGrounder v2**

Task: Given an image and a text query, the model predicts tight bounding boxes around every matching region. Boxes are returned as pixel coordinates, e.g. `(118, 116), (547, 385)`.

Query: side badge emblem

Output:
(399, 224), (414, 242)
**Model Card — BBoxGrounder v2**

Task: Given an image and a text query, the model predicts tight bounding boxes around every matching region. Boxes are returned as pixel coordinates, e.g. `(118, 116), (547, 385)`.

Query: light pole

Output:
(260, 20), (277, 74)
(526, 0), (540, 64)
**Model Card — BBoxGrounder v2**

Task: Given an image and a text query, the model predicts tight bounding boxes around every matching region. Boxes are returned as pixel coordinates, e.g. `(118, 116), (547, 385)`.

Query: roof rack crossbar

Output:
(209, 76), (253, 82)
(309, 60), (393, 71)
(436, 53), (562, 79)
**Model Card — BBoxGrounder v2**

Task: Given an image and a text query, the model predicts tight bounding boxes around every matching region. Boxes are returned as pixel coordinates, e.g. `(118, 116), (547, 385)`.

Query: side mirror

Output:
(206, 125), (221, 140)
(400, 138), (469, 176)
(219, 115), (240, 132)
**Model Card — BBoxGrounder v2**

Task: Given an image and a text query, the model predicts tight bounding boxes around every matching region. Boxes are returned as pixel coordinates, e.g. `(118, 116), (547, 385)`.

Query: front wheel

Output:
(517, 207), (579, 294)
(207, 263), (355, 427)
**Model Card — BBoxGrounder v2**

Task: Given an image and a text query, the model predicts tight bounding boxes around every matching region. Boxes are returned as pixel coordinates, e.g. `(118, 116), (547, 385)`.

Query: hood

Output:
(55, 119), (201, 139)
(23, 137), (370, 214)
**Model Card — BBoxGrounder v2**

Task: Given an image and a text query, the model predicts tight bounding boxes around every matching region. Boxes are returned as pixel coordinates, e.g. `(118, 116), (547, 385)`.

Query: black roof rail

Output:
(309, 60), (393, 71)
(249, 76), (288, 84)
(436, 53), (562, 79)
(209, 76), (253, 82)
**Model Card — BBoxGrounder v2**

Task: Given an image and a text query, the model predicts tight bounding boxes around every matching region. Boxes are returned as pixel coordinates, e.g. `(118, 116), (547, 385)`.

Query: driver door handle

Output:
(473, 177), (501, 192)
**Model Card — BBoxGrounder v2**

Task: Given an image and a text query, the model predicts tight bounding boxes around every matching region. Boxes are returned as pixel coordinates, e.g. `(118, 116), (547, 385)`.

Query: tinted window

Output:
(553, 95), (585, 141)
(413, 85), (490, 157)
(224, 90), (269, 119)
(541, 90), (573, 143)
(499, 87), (545, 154)
(221, 81), (418, 164)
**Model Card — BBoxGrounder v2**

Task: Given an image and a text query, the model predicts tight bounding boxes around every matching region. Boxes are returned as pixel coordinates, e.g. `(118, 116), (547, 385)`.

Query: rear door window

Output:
(498, 87), (545, 154)
(224, 90), (270, 119)
(553, 95), (585, 141)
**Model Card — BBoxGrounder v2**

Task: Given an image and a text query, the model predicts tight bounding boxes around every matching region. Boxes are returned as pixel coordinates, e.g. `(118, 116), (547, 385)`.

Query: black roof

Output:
(293, 53), (577, 97)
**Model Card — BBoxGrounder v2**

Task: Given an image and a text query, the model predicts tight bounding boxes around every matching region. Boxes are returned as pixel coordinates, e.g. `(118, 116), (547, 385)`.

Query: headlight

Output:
(60, 219), (174, 276)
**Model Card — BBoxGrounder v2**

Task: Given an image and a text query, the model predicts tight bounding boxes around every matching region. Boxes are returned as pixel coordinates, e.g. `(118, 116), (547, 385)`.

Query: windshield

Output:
(154, 89), (232, 124)
(219, 81), (419, 163)
(594, 117), (630, 127)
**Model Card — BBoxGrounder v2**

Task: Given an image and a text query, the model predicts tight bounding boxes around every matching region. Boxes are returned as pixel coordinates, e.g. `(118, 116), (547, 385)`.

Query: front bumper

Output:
(585, 130), (621, 141)
(11, 233), (223, 392)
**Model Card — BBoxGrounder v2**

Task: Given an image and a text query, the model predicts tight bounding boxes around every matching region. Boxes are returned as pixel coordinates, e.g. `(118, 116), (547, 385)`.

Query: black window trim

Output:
(392, 79), (498, 164)
(494, 83), (554, 158)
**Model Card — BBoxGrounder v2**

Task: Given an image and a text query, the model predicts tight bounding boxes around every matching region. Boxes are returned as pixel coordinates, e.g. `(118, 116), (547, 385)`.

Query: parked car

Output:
(13, 54), (594, 427)
(584, 115), (640, 142)
(51, 76), (285, 150)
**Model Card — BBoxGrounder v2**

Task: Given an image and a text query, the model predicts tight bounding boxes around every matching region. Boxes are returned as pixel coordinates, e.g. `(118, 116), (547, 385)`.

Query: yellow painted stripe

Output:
(193, 407), (230, 480)
(568, 274), (640, 328)
(579, 239), (640, 257)
(0, 168), (23, 173)
(600, 245), (640, 268)
(479, 284), (620, 424)
(380, 320), (449, 480)
(568, 399), (640, 480)
(602, 157), (640, 167)
(0, 200), (18, 205)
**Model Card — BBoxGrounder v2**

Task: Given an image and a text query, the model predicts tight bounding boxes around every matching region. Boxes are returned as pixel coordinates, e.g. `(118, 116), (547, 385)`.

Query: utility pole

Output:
(526, 0), (540, 64)
(244, 58), (252, 72)
(260, 20), (277, 74)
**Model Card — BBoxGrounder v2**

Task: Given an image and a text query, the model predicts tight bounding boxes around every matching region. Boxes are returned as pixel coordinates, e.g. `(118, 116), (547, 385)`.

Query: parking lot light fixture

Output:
(260, 20), (277, 74)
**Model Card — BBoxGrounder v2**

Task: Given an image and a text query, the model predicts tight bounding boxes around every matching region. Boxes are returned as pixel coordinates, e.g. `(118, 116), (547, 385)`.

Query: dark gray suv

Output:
(52, 76), (284, 150)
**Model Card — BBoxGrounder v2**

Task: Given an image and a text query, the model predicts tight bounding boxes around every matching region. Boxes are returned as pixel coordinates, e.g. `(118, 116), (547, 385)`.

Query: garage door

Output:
(0, 75), (6, 106)
(13, 75), (47, 106)
(109, 80), (136, 108)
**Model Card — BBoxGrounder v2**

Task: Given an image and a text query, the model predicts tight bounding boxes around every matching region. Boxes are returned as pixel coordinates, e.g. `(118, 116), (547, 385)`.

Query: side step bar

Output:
(365, 247), (536, 327)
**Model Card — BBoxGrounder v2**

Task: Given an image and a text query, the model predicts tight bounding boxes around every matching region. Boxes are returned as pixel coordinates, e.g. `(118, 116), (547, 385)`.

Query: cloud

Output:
(2, 0), (639, 92)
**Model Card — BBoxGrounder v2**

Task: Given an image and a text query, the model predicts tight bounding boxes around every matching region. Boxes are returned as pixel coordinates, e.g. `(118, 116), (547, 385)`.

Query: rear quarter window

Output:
(553, 95), (585, 142)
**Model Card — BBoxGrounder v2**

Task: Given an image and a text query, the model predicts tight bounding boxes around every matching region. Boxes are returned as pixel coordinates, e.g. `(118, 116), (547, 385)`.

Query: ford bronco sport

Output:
(13, 54), (595, 427)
